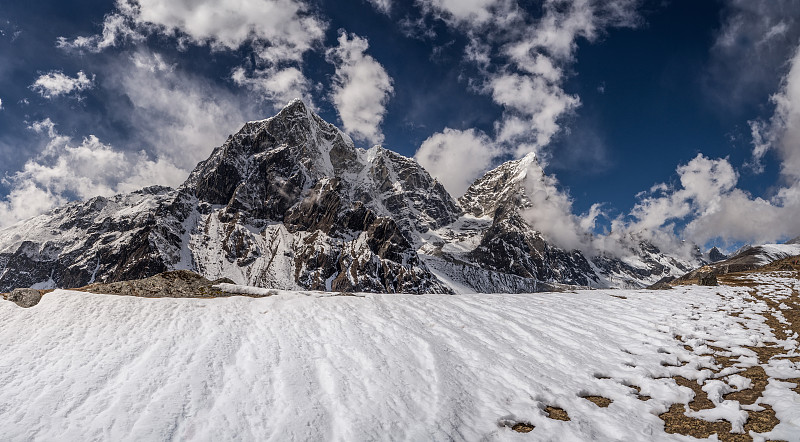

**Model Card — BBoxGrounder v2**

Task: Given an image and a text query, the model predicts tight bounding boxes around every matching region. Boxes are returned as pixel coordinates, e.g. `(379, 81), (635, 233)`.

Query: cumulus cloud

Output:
(415, 0), (641, 195)
(0, 97), (3, 110)
(59, 0), (325, 55)
(56, 0), (327, 108)
(326, 32), (394, 146)
(232, 66), (313, 110)
(620, 154), (800, 249)
(519, 155), (597, 251)
(30, 70), (94, 98)
(415, 128), (500, 196)
(0, 119), (184, 227)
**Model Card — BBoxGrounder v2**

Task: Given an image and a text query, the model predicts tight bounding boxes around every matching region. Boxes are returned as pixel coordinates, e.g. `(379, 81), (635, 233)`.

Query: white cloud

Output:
(108, 51), (254, 172)
(0, 97), (3, 110)
(519, 155), (594, 251)
(418, 0), (504, 25)
(1, 50), (260, 227)
(621, 153), (800, 249)
(366, 0), (392, 14)
(30, 71), (94, 99)
(59, 0), (325, 55)
(0, 119), (185, 228)
(750, 45), (800, 181)
(128, 0), (325, 55)
(56, 12), (140, 52)
(709, 0), (800, 110)
(490, 72), (580, 149)
(326, 32), (394, 146)
(415, 0), (641, 195)
(415, 128), (500, 196)
(57, 0), (327, 108)
(232, 66), (313, 110)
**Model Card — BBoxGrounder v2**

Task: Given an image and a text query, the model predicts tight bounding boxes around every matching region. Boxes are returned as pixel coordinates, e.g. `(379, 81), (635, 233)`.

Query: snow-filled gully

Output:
(1, 273), (800, 441)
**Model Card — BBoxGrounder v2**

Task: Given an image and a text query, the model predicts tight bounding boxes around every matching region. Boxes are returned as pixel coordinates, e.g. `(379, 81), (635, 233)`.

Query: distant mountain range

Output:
(2, 99), (786, 294)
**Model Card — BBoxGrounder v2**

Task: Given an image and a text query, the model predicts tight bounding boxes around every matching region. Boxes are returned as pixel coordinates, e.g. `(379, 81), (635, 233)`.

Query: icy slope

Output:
(3, 283), (799, 440)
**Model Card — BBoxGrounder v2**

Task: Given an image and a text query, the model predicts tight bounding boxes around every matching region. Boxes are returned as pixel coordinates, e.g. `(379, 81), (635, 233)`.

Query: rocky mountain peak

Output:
(459, 152), (539, 219)
(0, 101), (707, 294)
(708, 246), (728, 262)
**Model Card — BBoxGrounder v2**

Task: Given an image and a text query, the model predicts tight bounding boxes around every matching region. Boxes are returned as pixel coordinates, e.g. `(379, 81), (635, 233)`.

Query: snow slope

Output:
(3, 282), (800, 441)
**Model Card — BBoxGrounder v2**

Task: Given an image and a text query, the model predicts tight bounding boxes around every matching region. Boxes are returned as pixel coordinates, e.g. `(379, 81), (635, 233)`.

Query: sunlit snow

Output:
(1, 276), (800, 440)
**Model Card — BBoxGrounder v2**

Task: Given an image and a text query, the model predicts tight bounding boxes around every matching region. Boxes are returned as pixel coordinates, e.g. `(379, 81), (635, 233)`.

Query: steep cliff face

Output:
(0, 100), (454, 293)
(458, 154), (597, 287)
(0, 186), (190, 291)
(0, 99), (703, 293)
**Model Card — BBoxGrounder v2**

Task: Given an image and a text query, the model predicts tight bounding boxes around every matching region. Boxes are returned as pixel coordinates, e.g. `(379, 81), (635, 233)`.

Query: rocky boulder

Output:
(77, 270), (237, 298)
(697, 271), (718, 286)
(6, 288), (43, 307)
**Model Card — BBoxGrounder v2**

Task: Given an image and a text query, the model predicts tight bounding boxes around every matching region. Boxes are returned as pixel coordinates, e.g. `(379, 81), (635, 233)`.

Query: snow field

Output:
(1, 281), (799, 441)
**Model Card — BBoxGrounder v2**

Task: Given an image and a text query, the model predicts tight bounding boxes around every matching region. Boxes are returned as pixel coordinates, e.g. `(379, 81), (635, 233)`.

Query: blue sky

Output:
(0, 0), (799, 252)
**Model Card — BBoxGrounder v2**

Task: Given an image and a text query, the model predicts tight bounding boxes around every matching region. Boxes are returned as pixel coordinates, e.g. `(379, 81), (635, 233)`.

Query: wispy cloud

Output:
(56, 0), (327, 109)
(365, 0), (392, 15)
(414, 0), (642, 195)
(30, 70), (94, 99)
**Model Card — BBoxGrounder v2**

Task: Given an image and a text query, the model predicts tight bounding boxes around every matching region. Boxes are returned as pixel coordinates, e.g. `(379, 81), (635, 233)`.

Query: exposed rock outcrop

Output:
(5, 288), (43, 308)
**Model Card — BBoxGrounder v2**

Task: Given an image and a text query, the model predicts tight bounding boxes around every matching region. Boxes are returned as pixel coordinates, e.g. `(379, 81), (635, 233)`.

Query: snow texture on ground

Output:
(1, 279), (800, 441)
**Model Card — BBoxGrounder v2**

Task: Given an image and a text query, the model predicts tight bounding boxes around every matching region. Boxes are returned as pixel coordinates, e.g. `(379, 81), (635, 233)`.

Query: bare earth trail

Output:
(1, 265), (800, 440)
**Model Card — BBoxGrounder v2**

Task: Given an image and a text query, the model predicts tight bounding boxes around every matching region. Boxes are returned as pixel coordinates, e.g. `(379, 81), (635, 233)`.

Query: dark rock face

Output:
(449, 154), (600, 288)
(646, 276), (675, 290)
(77, 270), (238, 298)
(6, 288), (43, 307)
(697, 271), (718, 286)
(360, 148), (460, 234)
(0, 100), (454, 294)
(708, 247), (728, 262)
(589, 238), (697, 288)
(0, 99), (705, 294)
(0, 188), (185, 292)
(467, 206), (596, 286)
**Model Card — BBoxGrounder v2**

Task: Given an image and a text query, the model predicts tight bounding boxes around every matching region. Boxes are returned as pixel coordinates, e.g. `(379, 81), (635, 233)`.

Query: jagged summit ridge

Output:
(0, 100), (701, 293)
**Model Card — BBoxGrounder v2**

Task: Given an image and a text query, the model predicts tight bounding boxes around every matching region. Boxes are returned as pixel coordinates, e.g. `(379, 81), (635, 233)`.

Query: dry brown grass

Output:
(511, 422), (534, 433)
(657, 266), (800, 441)
(544, 406), (570, 421)
(581, 395), (612, 407)
(628, 385), (651, 401)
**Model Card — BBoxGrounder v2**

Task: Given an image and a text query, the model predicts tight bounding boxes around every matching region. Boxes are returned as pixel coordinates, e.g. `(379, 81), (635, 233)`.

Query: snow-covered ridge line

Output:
(0, 99), (705, 293)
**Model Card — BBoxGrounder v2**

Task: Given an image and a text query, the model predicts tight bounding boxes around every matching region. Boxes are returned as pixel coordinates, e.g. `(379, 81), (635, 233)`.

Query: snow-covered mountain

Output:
(675, 242), (800, 283)
(0, 100), (703, 293)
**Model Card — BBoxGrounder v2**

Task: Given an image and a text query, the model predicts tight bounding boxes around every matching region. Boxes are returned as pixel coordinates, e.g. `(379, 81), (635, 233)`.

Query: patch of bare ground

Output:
(499, 419), (535, 433)
(658, 266), (800, 440)
(723, 366), (769, 405)
(673, 376), (715, 411)
(581, 395), (612, 407)
(628, 385), (650, 401)
(659, 403), (779, 442)
(544, 406), (570, 421)
(511, 423), (534, 433)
